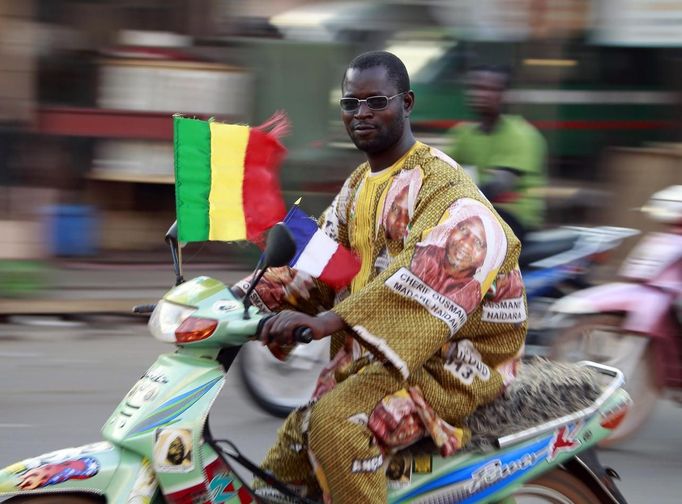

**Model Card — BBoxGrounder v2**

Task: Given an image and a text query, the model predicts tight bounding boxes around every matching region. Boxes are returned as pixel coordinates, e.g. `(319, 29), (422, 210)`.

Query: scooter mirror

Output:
(165, 220), (185, 286)
(165, 221), (179, 244)
(263, 223), (297, 268)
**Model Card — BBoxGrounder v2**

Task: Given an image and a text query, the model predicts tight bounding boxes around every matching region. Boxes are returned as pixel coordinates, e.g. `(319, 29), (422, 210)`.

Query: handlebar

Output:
(132, 303), (157, 315)
(293, 326), (314, 344)
(256, 315), (314, 344)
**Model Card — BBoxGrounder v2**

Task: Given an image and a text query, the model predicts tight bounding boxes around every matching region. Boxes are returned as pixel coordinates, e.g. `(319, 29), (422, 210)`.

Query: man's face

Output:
(466, 71), (506, 118)
(445, 216), (487, 275)
(386, 186), (409, 240)
(341, 66), (406, 154)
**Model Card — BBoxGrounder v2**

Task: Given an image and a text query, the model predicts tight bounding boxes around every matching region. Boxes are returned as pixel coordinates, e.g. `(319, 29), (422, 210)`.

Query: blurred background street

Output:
(1, 0), (681, 294)
(1, 0), (681, 501)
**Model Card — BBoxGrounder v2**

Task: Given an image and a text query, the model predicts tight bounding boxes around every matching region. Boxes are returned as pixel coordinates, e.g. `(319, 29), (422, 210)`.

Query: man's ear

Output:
(404, 90), (415, 116)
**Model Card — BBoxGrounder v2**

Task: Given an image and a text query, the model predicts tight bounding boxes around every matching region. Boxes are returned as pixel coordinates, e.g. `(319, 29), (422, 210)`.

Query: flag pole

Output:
(282, 196), (302, 225)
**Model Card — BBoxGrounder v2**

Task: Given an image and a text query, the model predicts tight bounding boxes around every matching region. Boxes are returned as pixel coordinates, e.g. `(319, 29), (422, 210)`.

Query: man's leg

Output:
(256, 408), (320, 496)
(307, 364), (402, 504)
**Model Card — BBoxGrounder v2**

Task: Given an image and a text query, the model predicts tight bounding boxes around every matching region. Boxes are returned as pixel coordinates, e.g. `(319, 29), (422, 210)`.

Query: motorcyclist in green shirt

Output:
(445, 65), (547, 243)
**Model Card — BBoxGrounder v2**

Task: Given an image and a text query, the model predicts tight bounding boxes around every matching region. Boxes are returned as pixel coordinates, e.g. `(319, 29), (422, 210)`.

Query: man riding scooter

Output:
(238, 51), (528, 504)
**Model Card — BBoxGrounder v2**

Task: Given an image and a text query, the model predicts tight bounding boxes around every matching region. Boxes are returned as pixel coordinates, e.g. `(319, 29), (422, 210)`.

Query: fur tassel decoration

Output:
(464, 357), (602, 451)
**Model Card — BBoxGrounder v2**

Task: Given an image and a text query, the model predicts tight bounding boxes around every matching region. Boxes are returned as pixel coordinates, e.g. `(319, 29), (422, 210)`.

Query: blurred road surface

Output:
(1, 320), (681, 502)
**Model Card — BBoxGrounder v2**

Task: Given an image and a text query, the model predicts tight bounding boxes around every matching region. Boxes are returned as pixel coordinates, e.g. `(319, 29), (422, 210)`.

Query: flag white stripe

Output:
(293, 229), (338, 277)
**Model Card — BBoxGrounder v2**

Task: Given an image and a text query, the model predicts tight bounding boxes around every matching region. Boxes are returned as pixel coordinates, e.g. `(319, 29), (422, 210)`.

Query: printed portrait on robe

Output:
(481, 267), (527, 324)
(410, 198), (507, 313)
(488, 269), (524, 302)
(380, 168), (423, 243)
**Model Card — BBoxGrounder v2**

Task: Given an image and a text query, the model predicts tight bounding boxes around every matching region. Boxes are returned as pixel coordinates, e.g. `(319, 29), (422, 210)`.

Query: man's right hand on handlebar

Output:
(259, 310), (345, 350)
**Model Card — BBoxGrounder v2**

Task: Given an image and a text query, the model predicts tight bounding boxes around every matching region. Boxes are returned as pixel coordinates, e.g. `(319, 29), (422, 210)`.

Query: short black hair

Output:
(469, 64), (512, 89)
(343, 51), (410, 93)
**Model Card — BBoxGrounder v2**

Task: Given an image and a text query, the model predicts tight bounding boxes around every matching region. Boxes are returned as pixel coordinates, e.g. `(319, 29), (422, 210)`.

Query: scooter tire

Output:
(512, 468), (600, 503)
(3, 494), (105, 504)
(550, 314), (661, 447)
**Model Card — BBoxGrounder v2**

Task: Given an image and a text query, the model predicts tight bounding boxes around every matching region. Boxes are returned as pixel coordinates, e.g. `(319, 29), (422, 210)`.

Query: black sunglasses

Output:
(339, 92), (407, 112)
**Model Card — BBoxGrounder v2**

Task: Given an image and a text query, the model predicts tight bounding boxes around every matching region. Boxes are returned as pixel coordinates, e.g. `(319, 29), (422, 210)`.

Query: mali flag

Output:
(173, 113), (288, 243)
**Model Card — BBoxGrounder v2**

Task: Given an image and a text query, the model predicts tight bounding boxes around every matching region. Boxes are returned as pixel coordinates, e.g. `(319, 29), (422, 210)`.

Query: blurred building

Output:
(0, 0), (680, 266)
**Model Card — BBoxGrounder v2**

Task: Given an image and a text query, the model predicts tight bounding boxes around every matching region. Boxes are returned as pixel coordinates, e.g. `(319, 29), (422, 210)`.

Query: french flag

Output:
(283, 206), (360, 290)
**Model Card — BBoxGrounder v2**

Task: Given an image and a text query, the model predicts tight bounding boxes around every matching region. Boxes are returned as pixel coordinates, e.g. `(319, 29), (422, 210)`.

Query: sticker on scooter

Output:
(153, 428), (194, 473)
(395, 435), (551, 503)
(412, 453), (432, 474)
(600, 395), (632, 429)
(127, 380), (161, 406)
(142, 370), (169, 384)
(466, 451), (542, 495)
(129, 377), (222, 435)
(547, 422), (582, 461)
(213, 300), (243, 313)
(208, 473), (238, 502)
(18, 456), (99, 490)
(387, 453), (412, 489)
(5, 442), (111, 477)
(397, 423), (587, 504)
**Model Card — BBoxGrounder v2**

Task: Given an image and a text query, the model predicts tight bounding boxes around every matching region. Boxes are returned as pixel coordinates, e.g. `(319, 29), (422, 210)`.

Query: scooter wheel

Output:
(239, 339), (329, 417)
(512, 468), (600, 503)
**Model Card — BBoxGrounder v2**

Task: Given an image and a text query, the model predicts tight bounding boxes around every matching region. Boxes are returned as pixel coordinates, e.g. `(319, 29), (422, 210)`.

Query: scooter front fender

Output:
(549, 282), (674, 335)
(0, 441), (150, 501)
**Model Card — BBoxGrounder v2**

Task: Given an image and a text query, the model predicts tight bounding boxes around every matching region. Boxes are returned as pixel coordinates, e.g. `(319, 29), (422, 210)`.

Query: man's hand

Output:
(259, 310), (346, 347)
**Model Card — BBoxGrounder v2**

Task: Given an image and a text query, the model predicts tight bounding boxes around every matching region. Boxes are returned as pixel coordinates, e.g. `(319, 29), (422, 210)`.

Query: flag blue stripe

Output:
(283, 206), (319, 266)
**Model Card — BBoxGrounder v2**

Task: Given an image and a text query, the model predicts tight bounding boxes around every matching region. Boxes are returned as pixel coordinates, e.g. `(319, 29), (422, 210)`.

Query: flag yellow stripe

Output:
(208, 122), (250, 241)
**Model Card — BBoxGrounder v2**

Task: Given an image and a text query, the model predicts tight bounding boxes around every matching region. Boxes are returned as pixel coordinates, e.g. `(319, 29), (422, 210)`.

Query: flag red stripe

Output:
(319, 245), (361, 290)
(243, 129), (287, 242)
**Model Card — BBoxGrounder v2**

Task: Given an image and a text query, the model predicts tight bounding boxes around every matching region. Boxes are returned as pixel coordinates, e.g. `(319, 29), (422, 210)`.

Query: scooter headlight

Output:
(148, 300), (196, 343)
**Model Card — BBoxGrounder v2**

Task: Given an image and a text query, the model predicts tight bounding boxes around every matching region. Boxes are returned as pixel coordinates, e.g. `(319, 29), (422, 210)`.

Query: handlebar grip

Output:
(132, 304), (156, 314)
(294, 326), (313, 344)
(256, 316), (313, 344)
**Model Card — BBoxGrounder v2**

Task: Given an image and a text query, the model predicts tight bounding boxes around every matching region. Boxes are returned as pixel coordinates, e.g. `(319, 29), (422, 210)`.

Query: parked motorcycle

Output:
(240, 224), (638, 417)
(0, 222), (630, 504)
(546, 185), (682, 446)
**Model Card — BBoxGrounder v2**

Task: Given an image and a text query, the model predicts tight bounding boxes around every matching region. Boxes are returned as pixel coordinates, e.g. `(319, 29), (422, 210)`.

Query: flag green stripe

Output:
(174, 117), (211, 242)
